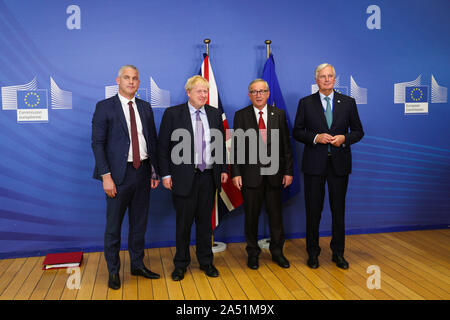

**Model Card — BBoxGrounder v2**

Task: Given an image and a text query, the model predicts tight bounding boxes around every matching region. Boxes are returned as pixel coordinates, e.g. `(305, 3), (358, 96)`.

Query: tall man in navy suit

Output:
(92, 65), (160, 290)
(158, 75), (228, 281)
(293, 63), (364, 270)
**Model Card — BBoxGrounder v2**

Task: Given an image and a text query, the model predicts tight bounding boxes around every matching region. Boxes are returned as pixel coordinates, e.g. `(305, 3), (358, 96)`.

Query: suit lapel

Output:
(113, 95), (129, 138)
(204, 104), (216, 132)
(331, 91), (341, 130)
(247, 105), (259, 131)
(182, 103), (194, 136)
(136, 98), (149, 139)
(266, 105), (277, 146)
(314, 91), (330, 131)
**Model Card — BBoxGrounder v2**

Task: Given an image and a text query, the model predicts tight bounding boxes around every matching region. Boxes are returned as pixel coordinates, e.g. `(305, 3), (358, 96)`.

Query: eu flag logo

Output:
(135, 89), (148, 101)
(17, 90), (48, 109)
(405, 86), (428, 103)
(334, 87), (348, 95)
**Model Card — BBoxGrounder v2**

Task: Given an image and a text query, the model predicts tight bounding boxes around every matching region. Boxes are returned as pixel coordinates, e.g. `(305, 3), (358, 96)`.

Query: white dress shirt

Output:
(253, 104), (268, 127)
(188, 102), (212, 169)
(117, 93), (148, 162)
(314, 91), (334, 144)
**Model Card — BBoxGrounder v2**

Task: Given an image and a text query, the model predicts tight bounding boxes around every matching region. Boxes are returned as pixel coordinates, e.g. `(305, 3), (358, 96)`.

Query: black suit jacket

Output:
(231, 104), (294, 188)
(293, 91), (364, 176)
(91, 94), (158, 185)
(158, 103), (227, 197)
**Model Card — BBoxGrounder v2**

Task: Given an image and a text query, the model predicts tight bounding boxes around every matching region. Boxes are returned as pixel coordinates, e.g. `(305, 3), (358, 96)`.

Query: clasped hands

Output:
(315, 134), (345, 147)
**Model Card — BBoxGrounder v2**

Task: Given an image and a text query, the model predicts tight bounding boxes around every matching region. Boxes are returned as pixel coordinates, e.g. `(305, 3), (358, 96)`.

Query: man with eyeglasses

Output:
(293, 63), (364, 270)
(231, 79), (293, 270)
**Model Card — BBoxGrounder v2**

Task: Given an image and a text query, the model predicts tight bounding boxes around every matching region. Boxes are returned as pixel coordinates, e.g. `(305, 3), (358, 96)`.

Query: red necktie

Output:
(128, 101), (140, 169)
(258, 111), (267, 143)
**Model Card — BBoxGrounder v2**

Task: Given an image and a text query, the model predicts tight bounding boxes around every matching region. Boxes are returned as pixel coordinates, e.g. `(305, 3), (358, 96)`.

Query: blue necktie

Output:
(324, 96), (332, 128)
(324, 97), (332, 152)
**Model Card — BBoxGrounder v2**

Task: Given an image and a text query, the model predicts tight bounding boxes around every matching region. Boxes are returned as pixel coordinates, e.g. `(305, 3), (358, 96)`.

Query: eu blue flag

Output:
(333, 86), (348, 96)
(17, 90), (48, 109)
(135, 89), (148, 102)
(405, 86), (428, 103)
(262, 54), (301, 201)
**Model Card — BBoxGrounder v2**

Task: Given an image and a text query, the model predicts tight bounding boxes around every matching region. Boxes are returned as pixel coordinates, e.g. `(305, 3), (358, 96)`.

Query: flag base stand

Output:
(258, 238), (271, 249)
(212, 241), (227, 253)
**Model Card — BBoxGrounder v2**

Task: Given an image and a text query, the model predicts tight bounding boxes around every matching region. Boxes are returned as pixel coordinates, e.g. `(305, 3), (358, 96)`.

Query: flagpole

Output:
(204, 38), (210, 56)
(203, 38), (227, 253)
(265, 40), (271, 59)
(259, 40), (272, 251)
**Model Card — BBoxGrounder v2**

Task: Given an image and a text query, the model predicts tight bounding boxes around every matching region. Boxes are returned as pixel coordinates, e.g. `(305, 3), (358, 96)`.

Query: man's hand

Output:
(315, 133), (333, 144)
(162, 177), (172, 190)
(102, 174), (117, 198)
(282, 175), (293, 188)
(221, 173), (228, 184)
(330, 135), (345, 147)
(151, 179), (160, 189)
(232, 176), (242, 190)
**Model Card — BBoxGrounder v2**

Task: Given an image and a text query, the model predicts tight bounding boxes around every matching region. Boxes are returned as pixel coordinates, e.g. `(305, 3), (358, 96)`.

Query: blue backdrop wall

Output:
(0, 0), (449, 259)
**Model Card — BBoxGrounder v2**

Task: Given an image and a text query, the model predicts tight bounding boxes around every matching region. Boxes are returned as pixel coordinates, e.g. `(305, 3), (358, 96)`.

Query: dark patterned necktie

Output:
(128, 101), (140, 169)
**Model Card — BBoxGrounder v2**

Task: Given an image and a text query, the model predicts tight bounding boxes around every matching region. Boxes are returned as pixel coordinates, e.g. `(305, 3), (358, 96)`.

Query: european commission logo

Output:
(104, 76), (170, 109)
(1, 77), (73, 123)
(311, 75), (367, 104)
(17, 90), (48, 122)
(394, 75), (447, 114)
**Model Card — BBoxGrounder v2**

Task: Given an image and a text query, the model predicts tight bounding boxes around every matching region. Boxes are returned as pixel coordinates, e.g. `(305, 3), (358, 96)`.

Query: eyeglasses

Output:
(249, 90), (269, 96)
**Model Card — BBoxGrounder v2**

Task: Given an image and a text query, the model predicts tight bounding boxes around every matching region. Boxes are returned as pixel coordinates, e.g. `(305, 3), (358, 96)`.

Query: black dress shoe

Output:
(272, 255), (290, 268)
(247, 256), (259, 270)
(200, 264), (219, 277)
(307, 256), (319, 269)
(171, 267), (186, 281)
(332, 254), (349, 269)
(108, 273), (120, 290)
(131, 267), (160, 279)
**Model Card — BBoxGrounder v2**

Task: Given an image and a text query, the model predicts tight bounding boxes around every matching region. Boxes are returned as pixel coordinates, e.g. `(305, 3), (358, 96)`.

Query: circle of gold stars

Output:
(410, 88), (423, 102)
(24, 92), (40, 107)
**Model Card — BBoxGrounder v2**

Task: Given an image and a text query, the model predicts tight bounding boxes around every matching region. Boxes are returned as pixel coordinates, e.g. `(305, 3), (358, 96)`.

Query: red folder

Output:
(42, 251), (83, 270)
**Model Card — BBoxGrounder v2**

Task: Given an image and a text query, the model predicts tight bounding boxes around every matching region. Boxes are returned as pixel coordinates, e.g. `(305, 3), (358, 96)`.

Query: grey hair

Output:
(118, 65), (139, 77)
(248, 79), (269, 92)
(314, 63), (336, 80)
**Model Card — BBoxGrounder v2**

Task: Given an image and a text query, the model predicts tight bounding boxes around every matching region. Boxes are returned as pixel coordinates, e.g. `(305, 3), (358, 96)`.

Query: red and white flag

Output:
(200, 54), (243, 230)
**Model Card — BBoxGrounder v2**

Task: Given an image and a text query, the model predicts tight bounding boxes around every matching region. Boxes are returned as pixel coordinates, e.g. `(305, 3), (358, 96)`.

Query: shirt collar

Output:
(253, 104), (268, 114)
(319, 90), (334, 102)
(118, 92), (136, 105)
(188, 102), (205, 114)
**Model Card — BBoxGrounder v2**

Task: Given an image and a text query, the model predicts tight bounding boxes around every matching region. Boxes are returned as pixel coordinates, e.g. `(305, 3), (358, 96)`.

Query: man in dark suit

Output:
(92, 65), (160, 290)
(158, 75), (228, 281)
(231, 79), (293, 270)
(293, 63), (364, 270)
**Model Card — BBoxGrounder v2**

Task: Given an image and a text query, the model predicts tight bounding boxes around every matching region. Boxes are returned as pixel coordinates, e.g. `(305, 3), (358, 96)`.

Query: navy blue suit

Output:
(158, 103), (226, 269)
(293, 90), (364, 257)
(92, 94), (158, 274)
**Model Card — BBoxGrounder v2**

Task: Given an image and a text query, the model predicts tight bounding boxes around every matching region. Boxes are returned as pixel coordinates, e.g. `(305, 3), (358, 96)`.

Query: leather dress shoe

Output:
(171, 267), (186, 281)
(332, 254), (349, 269)
(108, 273), (120, 290)
(272, 255), (290, 268)
(307, 256), (319, 269)
(247, 256), (259, 270)
(131, 267), (160, 279)
(200, 264), (219, 277)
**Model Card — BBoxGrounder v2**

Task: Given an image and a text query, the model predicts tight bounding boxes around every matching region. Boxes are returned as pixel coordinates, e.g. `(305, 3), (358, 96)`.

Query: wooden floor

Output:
(0, 229), (449, 300)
